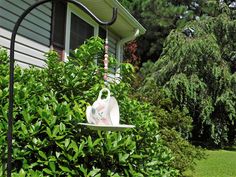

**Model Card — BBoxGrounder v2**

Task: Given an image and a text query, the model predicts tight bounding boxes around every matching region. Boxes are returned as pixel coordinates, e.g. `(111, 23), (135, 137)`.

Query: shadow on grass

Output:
(223, 146), (236, 151)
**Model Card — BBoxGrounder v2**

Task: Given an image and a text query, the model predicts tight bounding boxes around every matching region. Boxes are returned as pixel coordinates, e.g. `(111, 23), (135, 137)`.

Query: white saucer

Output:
(78, 123), (135, 131)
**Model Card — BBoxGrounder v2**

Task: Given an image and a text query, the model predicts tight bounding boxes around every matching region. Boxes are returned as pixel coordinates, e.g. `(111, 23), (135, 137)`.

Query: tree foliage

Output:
(119, 0), (236, 62)
(141, 10), (236, 147)
(133, 81), (204, 175)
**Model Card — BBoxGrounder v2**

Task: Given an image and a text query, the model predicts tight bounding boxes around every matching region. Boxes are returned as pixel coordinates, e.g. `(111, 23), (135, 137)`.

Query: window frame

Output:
(64, 3), (99, 61)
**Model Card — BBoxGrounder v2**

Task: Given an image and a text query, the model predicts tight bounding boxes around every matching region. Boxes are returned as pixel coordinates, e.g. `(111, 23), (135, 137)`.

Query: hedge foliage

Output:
(0, 38), (179, 176)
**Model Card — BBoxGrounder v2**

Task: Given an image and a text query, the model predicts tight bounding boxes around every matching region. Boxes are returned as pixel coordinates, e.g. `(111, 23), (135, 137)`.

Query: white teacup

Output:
(86, 88), (120, 126)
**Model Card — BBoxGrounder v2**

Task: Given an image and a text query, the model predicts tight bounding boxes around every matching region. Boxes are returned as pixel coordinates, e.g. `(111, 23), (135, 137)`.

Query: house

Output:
(0, 0), (146, 68)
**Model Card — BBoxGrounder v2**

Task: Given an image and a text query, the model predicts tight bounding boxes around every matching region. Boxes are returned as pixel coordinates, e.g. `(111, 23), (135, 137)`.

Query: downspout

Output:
(116, 28), (140, 62)
(114, 29), (140, 83)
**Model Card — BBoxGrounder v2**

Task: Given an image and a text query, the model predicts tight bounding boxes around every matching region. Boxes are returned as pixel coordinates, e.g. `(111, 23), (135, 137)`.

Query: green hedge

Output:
(0, 38), (179, 176)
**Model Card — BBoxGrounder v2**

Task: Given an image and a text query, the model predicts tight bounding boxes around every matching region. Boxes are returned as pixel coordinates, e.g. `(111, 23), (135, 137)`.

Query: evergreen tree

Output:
(141, 6), (236, 147)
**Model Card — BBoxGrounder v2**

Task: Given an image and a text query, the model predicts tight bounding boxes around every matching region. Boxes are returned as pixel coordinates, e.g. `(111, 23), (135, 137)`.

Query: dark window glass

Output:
(99, 27), (106, 40)
(51, 1), (67, 49)
(70, 13), (94, 50)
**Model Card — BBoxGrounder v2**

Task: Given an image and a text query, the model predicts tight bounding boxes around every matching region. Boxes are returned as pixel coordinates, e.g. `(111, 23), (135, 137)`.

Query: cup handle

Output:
(98, 88), (111, 101)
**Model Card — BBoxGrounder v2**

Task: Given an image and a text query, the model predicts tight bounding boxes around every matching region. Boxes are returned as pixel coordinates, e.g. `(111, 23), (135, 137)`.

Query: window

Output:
(65, 3), (98, 59)
(52, 3), (119, 60)
(69, 13), (94, 50)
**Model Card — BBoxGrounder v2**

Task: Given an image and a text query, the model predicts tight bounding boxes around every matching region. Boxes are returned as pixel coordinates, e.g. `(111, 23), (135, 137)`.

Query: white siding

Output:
(0, 28), (49, 68)
(0, 0), (52, 67)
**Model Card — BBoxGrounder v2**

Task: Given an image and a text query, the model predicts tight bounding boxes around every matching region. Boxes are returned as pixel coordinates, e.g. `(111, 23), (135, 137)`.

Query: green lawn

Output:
(185, 149), (236, 177)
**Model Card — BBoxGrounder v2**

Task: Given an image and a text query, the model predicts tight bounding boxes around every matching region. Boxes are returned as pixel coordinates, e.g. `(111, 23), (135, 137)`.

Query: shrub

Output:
(134, 82), (204, 175)
(0, 39), (179, 177)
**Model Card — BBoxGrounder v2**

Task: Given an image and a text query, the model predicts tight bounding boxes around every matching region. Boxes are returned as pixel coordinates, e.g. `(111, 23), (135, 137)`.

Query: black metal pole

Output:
(7, 0), (117, 176)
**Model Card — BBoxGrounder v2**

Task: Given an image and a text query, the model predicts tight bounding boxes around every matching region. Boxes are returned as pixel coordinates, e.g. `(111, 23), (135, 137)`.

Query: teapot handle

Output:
(98, 88), (111, 101)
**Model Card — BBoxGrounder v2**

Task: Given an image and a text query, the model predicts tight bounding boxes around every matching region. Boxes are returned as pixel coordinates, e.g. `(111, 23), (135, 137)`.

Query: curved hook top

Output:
(67, 0), (118, 26)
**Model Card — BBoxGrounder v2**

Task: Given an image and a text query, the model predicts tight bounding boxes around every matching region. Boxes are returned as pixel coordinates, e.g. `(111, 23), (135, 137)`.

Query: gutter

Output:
(116, 29), (140, 61)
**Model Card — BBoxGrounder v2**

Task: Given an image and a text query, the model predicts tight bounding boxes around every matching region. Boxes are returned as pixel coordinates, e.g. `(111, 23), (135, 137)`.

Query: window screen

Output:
(70, 13), (94, 50)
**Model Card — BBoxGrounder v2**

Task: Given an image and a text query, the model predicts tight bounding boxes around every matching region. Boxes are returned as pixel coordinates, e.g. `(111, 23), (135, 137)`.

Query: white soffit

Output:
(77, 0), (146, 38)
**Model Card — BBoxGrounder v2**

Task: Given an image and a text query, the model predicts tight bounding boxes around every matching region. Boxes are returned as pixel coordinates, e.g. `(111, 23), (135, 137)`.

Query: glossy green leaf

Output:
(39, 151), (47, 160)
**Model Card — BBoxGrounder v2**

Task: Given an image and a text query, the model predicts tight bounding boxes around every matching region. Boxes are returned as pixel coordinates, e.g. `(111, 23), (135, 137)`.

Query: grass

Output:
(184, 149), (236, 177)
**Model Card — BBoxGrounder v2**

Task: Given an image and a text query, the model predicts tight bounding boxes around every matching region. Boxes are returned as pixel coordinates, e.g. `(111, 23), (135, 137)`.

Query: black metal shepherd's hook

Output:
(7, 0), (117, 176)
